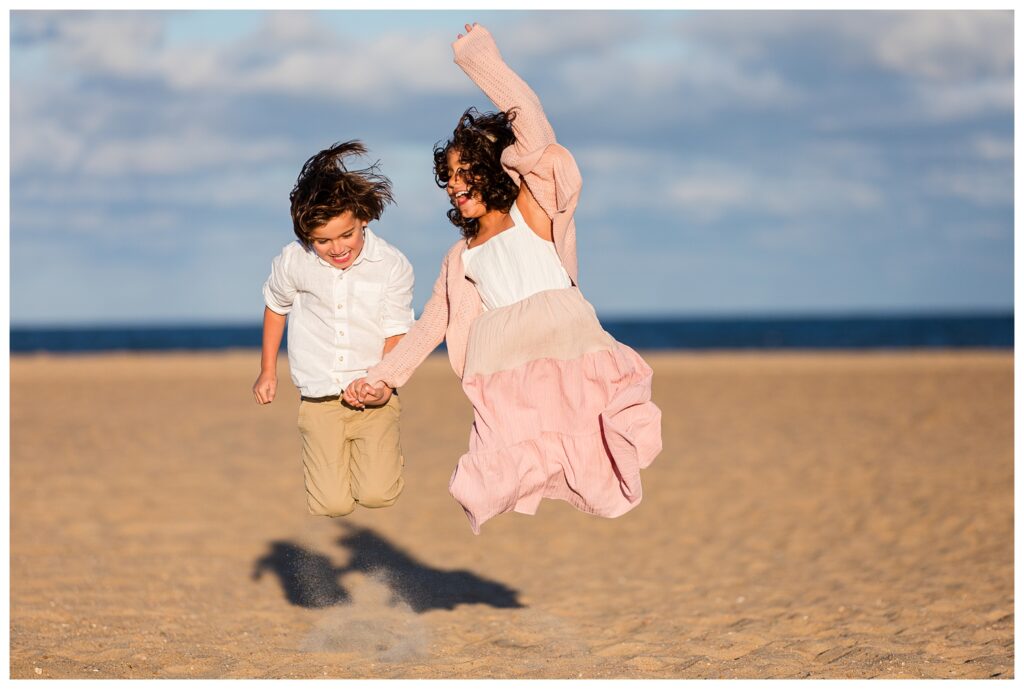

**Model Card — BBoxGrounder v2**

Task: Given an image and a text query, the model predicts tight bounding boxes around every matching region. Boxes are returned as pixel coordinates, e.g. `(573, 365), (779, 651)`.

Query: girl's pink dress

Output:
(451, 286), (662, 534)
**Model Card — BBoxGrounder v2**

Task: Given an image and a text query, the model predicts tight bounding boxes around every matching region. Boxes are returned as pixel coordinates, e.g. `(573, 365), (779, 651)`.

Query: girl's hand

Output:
(360, 384), (393, 407)
(358, 381), (390, 406)
(456, 22), (478, 39)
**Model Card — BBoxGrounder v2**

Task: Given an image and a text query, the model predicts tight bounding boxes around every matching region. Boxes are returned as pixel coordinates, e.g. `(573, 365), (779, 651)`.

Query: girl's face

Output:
(446, 148), (487, 218)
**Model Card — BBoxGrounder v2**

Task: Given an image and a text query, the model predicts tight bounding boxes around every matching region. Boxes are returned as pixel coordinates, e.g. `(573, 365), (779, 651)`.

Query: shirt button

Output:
(338, 330), (345, 336)
(336, 304), (343, 309)
(338, 355), (344, 362)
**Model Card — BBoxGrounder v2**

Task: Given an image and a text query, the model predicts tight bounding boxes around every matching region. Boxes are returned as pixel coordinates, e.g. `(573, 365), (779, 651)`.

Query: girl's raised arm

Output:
(452, 23), (582, 223)
(452, 24), (557, 164)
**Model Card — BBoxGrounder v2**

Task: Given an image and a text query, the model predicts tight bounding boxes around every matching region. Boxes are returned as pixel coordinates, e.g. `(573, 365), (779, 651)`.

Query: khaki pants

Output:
(297, 394), (404, 517)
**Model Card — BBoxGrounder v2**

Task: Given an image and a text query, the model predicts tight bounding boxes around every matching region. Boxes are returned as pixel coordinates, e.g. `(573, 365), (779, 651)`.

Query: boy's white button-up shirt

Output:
(263, 228), (414, 398)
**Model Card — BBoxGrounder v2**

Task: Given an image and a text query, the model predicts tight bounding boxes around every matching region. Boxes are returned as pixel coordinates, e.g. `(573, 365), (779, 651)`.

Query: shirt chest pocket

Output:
(350, 282), (384, 325)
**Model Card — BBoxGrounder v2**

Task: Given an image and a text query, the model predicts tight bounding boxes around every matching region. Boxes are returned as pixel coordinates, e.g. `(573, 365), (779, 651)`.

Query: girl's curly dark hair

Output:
(290, 141), (394, 248)
(433, 108), (518, 240)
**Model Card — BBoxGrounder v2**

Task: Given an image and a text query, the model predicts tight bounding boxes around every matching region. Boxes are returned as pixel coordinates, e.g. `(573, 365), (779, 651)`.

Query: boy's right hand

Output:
(253, 371), (277, 404)
(343, 378), (368, 408)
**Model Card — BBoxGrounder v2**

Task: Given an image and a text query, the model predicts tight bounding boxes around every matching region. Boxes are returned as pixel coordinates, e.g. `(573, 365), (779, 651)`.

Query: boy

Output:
(253, 141), (413, 517)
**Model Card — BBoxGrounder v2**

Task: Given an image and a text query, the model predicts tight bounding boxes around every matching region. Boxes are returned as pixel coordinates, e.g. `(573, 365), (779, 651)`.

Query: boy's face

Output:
(309, 211), (366, 270)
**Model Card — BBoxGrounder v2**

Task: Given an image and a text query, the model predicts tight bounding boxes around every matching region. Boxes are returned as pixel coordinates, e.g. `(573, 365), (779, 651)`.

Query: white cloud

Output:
(678, 11), (1011, 80)
(910, 77), (1013, 122)
(13, 168), (291, 210)
(667, 165), (882, 223)
(10, 115), (85, 173)
(925, 169), (1013, 208)
(549, 36), (802, 120)
(666, 174), (751, 223)
(867, 11), (1012, 81)
(970, 134), (1012, 162)
(13, 207), (180, 245)
(80, 129), (293, 176)
(50, 11), (167, 80)
(576, 144), (884, 225)
(676, 10), (1012, 124)
(27, 11), (470, 105)
(12, 109), (294, 177)
(162, 14), (469, 104)
(498, 12), (643, 60)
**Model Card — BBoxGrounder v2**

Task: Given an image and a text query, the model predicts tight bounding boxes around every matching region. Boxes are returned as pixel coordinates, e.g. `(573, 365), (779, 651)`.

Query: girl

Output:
(345, 23), (662, 534)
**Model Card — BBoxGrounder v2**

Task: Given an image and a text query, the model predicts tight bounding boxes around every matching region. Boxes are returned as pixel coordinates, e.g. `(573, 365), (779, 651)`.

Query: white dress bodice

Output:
(462, 202), (573, 311)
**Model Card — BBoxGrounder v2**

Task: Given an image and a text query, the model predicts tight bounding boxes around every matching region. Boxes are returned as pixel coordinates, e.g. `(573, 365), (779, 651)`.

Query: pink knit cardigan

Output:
(366, 25), (583, 389)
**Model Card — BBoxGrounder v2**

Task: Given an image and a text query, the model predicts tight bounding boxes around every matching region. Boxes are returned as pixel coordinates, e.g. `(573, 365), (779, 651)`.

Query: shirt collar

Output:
(351, 226), (384, 267)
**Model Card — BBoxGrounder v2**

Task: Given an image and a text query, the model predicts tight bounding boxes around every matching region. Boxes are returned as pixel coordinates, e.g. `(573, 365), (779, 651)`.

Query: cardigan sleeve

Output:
(364, 249), (451, 389)
(452, 25), (582, 220)
(453, 25), (555, 158)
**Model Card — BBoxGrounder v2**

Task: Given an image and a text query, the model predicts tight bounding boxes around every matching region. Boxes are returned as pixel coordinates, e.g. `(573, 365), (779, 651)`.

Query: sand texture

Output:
(9, 350), (1013, 679)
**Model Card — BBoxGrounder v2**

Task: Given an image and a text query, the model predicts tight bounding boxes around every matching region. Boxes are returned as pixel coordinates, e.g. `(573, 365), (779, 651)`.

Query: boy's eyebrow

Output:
(310, 222), (362, 241)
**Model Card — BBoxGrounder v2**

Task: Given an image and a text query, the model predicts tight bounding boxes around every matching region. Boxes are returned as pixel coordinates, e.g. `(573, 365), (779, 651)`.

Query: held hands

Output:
(357, 382), (392, 407)
(343, 377), (392, 409)
(253, 370), (277, 405)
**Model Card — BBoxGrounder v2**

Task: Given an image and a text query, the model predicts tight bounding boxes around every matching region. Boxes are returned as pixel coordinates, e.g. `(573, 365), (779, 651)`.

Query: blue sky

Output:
(9, 10), (1014, 325)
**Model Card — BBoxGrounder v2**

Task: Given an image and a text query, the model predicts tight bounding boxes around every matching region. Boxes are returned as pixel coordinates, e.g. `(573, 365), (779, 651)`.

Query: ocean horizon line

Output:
(9, 312), (1013, 353)
(7, 307), (1014, 331)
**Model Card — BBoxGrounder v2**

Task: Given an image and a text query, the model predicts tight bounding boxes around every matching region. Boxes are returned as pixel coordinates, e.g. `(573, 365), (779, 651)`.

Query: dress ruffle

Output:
(450, 343), (662, 534)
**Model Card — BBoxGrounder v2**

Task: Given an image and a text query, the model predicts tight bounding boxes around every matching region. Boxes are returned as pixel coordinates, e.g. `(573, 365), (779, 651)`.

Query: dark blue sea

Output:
(9, 313), (1013, 353)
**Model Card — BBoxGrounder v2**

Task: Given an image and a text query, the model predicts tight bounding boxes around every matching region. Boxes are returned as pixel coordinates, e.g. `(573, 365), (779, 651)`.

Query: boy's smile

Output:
(310, 211), (366, 269)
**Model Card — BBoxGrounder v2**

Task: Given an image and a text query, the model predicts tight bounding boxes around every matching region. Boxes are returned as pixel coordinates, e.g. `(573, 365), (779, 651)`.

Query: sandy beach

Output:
(9, 349), (1013, 679)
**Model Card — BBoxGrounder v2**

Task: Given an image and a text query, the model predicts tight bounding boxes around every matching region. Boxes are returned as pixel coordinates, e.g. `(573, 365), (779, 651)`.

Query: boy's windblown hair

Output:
(433, 108), (518, 240)
(290, 141), (394, 247)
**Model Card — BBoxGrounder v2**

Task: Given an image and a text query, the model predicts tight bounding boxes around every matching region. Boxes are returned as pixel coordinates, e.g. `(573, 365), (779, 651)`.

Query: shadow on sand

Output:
(252, 524), (523, 613)
(251, 542), (350, 608)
